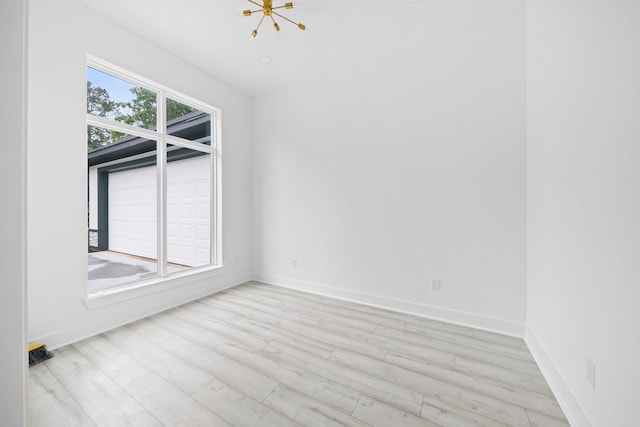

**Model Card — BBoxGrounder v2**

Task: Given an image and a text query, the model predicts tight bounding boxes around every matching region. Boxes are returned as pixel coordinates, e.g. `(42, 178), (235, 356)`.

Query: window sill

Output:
(84, 264), (225, 310)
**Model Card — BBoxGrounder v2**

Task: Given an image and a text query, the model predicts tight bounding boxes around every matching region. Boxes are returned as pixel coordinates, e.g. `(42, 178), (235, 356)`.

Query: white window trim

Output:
(84, 265), (226, 309)
(85, 56), (223, 306)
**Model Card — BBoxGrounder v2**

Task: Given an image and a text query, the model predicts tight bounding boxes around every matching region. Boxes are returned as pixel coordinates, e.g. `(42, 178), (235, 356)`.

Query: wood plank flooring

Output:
(29, 281), (570, 427)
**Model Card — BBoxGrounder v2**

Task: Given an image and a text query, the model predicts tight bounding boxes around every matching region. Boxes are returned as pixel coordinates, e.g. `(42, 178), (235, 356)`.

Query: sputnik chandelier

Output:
(243, 0), (306, 38)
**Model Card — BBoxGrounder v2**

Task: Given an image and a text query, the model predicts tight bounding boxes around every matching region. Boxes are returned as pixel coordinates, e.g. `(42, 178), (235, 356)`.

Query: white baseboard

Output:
(255, 273), (525, 337)
(525, 327), (592, 427)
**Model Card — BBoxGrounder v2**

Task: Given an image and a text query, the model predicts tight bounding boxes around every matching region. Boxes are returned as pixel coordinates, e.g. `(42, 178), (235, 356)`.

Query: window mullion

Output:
(86, 114), (158, 140)
(209, 112), (218, 266)
(157, 91), (167, 278)
(165, 134), (213, 153)
(215, 112), (222, 266)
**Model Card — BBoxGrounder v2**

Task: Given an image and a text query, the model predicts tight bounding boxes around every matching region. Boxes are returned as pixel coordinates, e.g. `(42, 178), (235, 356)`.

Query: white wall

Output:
(527, 1), (640, 426)
(28, 0), (253, 348)
(253, 8), (527, 334)
(0, 1), (28, 425)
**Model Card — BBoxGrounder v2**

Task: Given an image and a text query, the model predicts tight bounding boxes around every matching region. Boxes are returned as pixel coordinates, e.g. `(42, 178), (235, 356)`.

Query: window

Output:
(87, 58), (220, 295)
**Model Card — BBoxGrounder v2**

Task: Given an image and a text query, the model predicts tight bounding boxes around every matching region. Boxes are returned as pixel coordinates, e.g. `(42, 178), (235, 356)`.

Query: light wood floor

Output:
(29, 282), (569, 427)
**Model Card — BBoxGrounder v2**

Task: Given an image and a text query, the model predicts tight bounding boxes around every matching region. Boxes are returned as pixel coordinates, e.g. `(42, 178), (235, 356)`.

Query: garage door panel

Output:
(166, 155), (210, 267)
(109, 155), (210, 267)
(109, 166), (157, 260)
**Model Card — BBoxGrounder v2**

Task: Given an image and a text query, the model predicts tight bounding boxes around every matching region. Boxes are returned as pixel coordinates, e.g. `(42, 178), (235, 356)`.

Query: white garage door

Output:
(166, 155), (211, 267)
(108, 155), (210, 267)
(108, 165), (157, 260)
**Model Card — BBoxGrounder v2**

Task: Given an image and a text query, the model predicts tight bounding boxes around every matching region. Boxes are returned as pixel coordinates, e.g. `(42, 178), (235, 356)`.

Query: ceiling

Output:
(80, 0), (522, 96)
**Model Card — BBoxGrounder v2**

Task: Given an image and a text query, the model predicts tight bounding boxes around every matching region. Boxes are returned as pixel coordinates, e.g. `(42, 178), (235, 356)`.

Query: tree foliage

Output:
(115, 87), (195, 128)
(87, 81), (120, 151)
(115, 87), (156, 128)
(87, 83), (195, 151)
(87, 81), (118, 117)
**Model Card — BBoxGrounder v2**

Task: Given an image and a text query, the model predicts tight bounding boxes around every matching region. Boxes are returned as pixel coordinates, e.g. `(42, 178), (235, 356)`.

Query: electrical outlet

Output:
(585, 358), (596, 388)
(431, 279), (441, 291)
(291, 259), (298, 269)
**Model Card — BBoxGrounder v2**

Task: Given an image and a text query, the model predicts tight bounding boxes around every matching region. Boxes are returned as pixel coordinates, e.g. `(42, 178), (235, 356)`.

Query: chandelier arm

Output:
(255, 13), (266, 30)
(271, 4), (292, 10)
(247, 0), (263, 8)
(272, 10), (300, 26)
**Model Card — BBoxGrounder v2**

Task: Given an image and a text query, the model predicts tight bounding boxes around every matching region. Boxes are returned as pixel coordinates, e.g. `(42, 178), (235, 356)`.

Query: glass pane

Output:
(166, 97), (211, 145)
(166, 144), (212, 271)
(88, 127), (158, 294)
(87, 66), (157, 130)
(87, 125), (140, 151)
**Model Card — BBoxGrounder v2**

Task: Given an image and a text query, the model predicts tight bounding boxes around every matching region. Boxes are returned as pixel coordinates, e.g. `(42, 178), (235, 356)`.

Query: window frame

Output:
(85, 56), (223, 304)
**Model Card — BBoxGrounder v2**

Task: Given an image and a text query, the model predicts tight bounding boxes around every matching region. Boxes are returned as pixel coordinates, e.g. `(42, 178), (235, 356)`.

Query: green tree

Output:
(167, 98), (196, 122)
(87, 83), (196, 152)
(115, 87), (156, 128)
(87, 81), (120, 151)
(115, 87), (195, 128)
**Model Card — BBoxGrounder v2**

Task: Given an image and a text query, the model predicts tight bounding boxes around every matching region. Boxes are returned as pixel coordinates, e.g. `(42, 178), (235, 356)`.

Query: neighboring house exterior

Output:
(88, 111), (211, 267)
